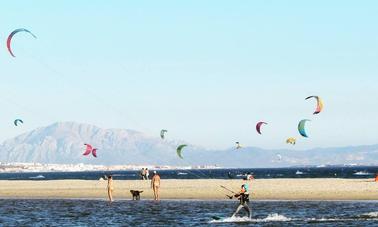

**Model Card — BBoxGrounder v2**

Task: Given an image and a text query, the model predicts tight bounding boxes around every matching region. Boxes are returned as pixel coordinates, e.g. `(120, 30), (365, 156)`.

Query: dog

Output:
(130, 190), (143, 200)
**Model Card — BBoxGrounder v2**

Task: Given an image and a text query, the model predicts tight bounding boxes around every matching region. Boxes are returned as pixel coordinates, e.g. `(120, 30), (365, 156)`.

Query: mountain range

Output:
(0, 122), (377, 167)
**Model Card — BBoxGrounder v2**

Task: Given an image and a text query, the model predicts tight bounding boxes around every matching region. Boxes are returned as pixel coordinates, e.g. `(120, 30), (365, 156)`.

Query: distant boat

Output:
(295, 170), (304, 175)
(29, 174), (45, 179)
(177, 172), (188, 175)
(353, 171), (373, 176)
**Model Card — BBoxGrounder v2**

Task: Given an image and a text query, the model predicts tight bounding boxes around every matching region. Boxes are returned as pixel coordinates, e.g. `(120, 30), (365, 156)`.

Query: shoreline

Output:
(0, 179), (377, 200)
(0, 197), (377, 202)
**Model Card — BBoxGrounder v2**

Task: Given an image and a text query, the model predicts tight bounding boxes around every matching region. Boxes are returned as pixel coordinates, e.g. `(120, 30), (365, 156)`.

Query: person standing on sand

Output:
(140, 168), (145, 180)
(146, 168), (150, 180)
(151, 171), (161, 200)
(107, 175), (114, 203)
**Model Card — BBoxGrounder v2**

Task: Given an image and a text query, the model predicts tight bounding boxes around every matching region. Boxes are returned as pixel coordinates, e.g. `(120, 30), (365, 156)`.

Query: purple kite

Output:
(256, 121), (268, 135)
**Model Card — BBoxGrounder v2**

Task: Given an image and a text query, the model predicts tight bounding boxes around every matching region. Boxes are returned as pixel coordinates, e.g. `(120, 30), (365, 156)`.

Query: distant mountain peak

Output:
(0, 122), (377, 167)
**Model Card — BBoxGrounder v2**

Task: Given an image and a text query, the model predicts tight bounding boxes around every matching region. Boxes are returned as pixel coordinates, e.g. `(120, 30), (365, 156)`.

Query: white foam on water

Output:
(210, 211), (378, 224)
(262, 213), (292, 222)
(307, 217), (344, 222)
(209, 216), (252, 223)
(209, 213), (291, 223)
(360, 212), (378, 218)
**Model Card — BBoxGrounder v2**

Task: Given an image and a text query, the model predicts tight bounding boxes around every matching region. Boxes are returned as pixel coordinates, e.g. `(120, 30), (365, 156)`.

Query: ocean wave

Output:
(353, 171), (373, 176)
(29, 175), (45, 179)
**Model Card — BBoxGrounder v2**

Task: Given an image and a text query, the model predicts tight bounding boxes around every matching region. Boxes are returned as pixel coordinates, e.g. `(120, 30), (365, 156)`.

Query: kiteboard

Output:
(210, 216), (252, 223)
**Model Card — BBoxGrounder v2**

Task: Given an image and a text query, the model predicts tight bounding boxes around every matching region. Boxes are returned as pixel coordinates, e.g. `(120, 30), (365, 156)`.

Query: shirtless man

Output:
(151, 171), (161, 201)
(107, 175), (114, 203)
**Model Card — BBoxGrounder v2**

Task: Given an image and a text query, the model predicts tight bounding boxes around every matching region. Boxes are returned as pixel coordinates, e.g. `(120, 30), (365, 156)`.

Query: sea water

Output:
(0, 200), (377, 226)
(0, 166), (377, 180)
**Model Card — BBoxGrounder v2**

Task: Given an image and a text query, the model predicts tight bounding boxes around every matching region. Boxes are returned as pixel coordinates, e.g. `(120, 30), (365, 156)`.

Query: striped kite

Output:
(305, 96), (323, 114)
(7, 28), (37, 57)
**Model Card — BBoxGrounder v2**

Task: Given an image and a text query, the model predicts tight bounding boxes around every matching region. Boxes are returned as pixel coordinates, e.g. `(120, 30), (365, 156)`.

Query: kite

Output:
(236, 142), (242, 149)
(176, 144), (187, 159)
(14, 119), (24, 126)
(7, 28), (37, 57)
(276, 153), (282, 161)
(256, 121), (267, 135)
(83, 144), (98, 157)
(286, 137), (296, 145)
(160, 129), (168, 139)
(298, 119), (311, 138)
(305, 96), (324, 114)
(92, 148), (98, 158)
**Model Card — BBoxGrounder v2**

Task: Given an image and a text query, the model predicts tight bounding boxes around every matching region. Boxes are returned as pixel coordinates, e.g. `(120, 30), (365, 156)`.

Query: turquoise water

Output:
(0, 200), (377, 226)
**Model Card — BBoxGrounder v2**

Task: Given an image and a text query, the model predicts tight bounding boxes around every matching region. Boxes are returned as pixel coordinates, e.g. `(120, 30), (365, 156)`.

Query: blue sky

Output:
(0, 1), (377, 149)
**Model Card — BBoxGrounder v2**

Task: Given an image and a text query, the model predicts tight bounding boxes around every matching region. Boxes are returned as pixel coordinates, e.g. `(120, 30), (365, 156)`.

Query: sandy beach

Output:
(0, 178), (377, 200)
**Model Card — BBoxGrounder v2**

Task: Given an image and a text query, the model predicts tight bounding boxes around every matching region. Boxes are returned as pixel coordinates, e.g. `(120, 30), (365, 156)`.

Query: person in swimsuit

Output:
(231, 184), (251, 218)
(151, 171), (161, 201)
(146, 168), (150, 180)
(107, 175), (114, 203)
(141, 168), (146, 180)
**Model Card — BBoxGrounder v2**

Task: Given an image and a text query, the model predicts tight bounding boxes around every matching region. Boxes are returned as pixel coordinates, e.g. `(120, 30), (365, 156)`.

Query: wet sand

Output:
(0, 178), (377, 200)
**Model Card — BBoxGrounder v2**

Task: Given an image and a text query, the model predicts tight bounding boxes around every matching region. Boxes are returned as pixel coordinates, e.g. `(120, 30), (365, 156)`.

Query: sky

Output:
(0, 1), (377, 150)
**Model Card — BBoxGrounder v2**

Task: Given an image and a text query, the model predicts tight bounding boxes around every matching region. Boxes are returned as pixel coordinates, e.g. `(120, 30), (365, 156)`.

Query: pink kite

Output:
(92, 149), (97, 158)
(83, 144), (93, 156)
(256, 121), (268, 135)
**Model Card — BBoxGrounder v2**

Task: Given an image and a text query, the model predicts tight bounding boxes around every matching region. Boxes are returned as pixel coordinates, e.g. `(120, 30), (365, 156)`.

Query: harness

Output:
(239, 193), (249, 204)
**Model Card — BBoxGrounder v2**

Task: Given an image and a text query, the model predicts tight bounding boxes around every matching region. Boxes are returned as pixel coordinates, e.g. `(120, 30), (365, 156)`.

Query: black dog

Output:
(130, 190), (143, 200)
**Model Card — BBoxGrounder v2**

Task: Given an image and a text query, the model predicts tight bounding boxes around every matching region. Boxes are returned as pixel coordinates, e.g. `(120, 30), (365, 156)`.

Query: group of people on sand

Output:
(106, 169), (251, 218)
(106, 170), (161, 203)
(140, 168), (150, 180)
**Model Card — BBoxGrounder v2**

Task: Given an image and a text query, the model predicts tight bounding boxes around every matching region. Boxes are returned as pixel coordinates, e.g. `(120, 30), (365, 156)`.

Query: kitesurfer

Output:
(151, 171), (161, 201)
(231, 184), (251, 218)
(107, 175), (114, 203)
